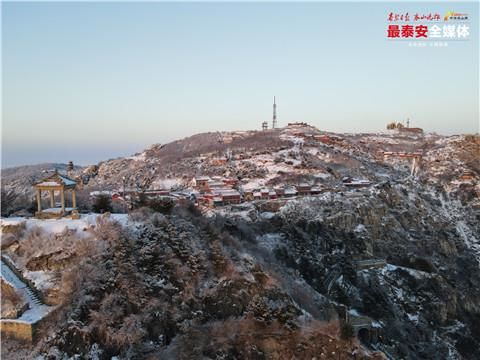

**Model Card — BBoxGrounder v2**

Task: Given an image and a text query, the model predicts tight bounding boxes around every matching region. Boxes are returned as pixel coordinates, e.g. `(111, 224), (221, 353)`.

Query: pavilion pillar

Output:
(36, 189), (42, 212)
(72, 189), (77, 209)
(60, 188), (65, 213)
(49, 190), (55, 208)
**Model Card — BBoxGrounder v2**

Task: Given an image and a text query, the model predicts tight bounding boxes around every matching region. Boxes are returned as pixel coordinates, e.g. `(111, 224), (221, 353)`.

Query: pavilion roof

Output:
(34, 173), (77, 188)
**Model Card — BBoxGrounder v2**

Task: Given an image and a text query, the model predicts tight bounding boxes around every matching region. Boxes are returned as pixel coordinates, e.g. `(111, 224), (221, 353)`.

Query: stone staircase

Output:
(1, 257), (56, 342)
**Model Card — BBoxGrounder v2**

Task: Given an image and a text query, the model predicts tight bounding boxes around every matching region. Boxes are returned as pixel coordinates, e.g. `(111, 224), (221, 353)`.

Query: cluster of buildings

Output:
(192, 176), (331, 208)
(460, 171), (476, 181)
(398, 127), (424, 134)
(192, 176), (242, 207)
(292, 133), (344, 145)
(380, 151), (423, 176)
(87, 172), (375, 211)
(244, 184), (325, 200)
(86, 174), (375, 210)
(381, 151), (423, 160)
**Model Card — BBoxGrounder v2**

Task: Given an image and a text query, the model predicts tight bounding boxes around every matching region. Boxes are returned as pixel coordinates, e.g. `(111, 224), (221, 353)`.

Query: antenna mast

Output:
(272, 96), (277, 129)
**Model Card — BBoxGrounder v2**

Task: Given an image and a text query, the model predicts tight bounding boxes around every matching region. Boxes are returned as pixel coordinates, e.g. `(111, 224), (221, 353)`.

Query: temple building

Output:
(33, 173), (79, 219)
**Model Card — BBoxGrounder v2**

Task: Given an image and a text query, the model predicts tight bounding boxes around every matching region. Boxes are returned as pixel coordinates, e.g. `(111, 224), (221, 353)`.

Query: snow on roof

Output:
(35, 174), (77, 187)
(36, 181), (61, 187)
(218, 190), (240, 196)
(208, 183), (225, 189)
(212, 187), (234, 194)
(58, 175), (77, 186)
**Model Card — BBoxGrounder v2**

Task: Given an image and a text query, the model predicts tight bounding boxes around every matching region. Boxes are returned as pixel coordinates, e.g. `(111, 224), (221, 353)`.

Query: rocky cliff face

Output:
(268, 180), (480, 359)
(2, 127), (479, 359)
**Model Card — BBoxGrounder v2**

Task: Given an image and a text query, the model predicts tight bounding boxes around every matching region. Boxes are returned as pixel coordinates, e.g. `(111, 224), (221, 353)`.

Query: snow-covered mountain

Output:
(2, 124), (480, 359)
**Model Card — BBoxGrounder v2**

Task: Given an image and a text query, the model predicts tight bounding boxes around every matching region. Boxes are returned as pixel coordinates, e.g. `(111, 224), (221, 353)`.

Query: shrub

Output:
(12, 225), (100, 269)
(94, 215), (122, 246)
(150, 213), (168, 228)
(1, 189), (34, 217)
(93, 194), (113, 213)
(1, 233), (17, 250)
(340, 321), (354, 340)
(75, 189), (93, 212)
(128, 207), (153, 222)
(148, 197), (175, 214)
(0, 219), (26, 238)
(1, 189), (17, 216)
(1, 279), (24, 315)
(133, 192), (148, 209)
(110, 201), (123, 214)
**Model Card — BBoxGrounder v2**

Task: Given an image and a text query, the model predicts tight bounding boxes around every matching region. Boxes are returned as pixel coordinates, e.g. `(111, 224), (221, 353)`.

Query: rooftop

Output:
(34, 173), (77, 188)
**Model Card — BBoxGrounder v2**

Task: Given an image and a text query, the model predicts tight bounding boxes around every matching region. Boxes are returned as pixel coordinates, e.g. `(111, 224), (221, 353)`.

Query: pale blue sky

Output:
(2, 1), (478, 167)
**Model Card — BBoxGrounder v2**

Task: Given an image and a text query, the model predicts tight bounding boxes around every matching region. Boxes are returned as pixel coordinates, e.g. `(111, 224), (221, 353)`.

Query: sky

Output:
(2, 1), (479, 167)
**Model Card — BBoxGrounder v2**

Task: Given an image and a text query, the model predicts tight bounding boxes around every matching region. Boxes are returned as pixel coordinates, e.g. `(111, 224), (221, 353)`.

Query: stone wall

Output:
(0, 320), (35, 342)
(0, 306), (59, 343)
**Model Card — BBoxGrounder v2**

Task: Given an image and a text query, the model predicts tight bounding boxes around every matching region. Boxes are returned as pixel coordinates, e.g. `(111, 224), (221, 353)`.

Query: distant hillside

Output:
(1, 127), (479, 206)
(1, 163), (83, 194)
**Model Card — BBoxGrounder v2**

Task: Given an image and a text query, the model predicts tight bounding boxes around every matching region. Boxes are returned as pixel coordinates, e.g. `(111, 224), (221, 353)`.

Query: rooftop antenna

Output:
(272, 96), (277, 129)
